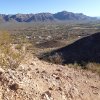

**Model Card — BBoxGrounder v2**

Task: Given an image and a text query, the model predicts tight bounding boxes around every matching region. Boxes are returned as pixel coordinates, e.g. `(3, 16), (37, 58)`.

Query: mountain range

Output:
(0, 11), (97, 22)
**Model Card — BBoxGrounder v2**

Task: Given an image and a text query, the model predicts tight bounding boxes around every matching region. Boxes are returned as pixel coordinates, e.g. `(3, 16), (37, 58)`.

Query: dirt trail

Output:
(0, 53), (100, 100)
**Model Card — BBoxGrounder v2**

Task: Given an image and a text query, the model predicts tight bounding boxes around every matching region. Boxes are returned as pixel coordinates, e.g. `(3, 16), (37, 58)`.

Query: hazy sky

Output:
(0, 0), (99, 16)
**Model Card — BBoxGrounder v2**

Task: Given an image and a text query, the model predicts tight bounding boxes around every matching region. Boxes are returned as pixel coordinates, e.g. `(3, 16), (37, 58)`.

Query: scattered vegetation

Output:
(86, 63), (100, 75)
(48, 53), (63, 64)
(0, 31), (26, 69)
(0, 22), (100, 74)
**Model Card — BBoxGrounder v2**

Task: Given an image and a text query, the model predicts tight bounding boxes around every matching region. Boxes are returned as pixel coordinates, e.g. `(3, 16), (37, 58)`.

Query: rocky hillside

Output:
(0, 11), (97, 22)
(0, 53), (100, 100)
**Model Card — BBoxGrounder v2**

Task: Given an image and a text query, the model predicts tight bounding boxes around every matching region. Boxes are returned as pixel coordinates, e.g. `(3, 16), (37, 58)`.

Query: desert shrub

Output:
(48, 53), (63, 64)
(86, 63), (100, 74)
(69, 62), (100, 75)
(0, 31), (25, 69)
(26, 44), (34, 51)
(15, 44), (23, 50)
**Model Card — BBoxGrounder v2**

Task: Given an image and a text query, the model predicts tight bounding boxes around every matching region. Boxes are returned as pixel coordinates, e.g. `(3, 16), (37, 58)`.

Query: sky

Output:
(0, 0), (100, 17)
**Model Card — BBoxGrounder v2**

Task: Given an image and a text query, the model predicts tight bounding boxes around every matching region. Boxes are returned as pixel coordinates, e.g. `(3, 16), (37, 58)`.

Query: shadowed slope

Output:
(40, 32), (100, 65)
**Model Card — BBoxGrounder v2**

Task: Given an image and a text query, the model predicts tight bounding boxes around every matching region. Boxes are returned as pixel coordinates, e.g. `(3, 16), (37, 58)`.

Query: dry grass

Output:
(85, 63), (100, 75)
(67, 62), (100, 75)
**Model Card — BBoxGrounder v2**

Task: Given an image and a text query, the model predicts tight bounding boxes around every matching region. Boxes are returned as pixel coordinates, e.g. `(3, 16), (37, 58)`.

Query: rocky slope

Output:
(0, 53), (100, 100)
(0, 11), (97, 22)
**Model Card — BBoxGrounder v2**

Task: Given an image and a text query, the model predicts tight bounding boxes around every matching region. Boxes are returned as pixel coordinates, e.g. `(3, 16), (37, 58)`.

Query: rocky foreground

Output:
(0, 53), (100, 100)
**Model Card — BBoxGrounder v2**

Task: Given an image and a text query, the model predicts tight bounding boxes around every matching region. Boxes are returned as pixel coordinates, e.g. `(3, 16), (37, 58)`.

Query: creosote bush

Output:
(48, 53), (63, 64)
(0, 31), (25, 69)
